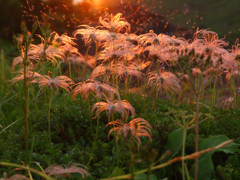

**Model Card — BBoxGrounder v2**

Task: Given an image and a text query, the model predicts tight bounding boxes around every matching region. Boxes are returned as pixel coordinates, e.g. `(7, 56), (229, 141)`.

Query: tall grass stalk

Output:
(1, 50), (4, 80)
(88, 109), (100, 166)
(101, 140), (234, 180)
(48, 90), (53, 144)
(194, 93), (200, 180)
(130, 149), (135, 179)
(21, 23), (32, 160)
(68, 57), (72, 79)
(0, 162), (54, 180)
(141, 59), (156, 114)
(182, 124), (187, 180)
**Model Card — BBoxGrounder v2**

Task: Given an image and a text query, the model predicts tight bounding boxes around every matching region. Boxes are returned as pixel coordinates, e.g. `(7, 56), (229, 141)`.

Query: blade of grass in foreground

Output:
(0, 162), (54, 180)
(101, 140), (234, 180)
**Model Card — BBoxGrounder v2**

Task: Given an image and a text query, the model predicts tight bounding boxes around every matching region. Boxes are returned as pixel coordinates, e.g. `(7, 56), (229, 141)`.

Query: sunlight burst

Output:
(73, 0), (84, 5)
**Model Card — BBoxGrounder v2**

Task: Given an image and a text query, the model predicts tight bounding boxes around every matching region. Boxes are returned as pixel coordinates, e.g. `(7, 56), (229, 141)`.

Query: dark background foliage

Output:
(1, 0), (240, 44)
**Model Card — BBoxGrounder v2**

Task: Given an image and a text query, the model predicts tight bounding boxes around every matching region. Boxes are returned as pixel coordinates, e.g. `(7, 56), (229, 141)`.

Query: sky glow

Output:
(73, 0), (84, 5)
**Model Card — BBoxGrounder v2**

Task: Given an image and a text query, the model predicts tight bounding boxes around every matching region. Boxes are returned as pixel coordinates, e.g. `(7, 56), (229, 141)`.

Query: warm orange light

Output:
(73, 0), (102, 7)
(93, 0), (101, 6)
(73, 0), (84, 5)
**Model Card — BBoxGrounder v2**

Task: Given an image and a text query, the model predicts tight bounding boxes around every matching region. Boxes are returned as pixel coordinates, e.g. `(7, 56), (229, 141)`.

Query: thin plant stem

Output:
(194, 93), (200, 180)
(124, 76), (128, 98)
(94, 43), (98, 69)
(48, 90), (53, 144)
(23, 49), (30, 162)
(111, 112), (120, 167)
(1, 50), (4, 80)
(152, 90), (158, 111)
(185, 163), (190, 180)
(29, 84), (39, 112)
(68, 57), (72, 79)
(0, 162), (54, 180)
(130, 149), (135, 179)
(141, 60), (155, 114)
(182, 126), (186, 180)
(82, 45), (91, 82)
(88, 105), (100, 166)
(101, 139), (234, 180)
(229, 92), (239, 109)
(87, 98), (94, 139)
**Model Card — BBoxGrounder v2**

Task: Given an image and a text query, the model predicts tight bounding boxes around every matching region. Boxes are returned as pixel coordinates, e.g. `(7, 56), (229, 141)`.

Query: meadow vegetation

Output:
(0, 2), (240, 179)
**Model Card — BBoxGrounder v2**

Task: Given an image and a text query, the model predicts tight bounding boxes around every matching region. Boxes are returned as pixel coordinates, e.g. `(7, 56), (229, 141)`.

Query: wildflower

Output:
(191, 67), (202, 77)
(144, 45), (173, 63)
(33, 74), (74, 93)
(99, 13), (131, 33)
(98, 43), (136, 62)
(45, 163), (90, 179)
(90, 63), (114, 81)
(113, 62), (144, 81)
(131, 61), (151, 71)
(148, 70), (182, 95)
(73, 25), (103, 46)
(11, 56), (31, 71)
(11, 46), (37, 71)
(28, 43), (65, 64)
(140, 30), (176, 47)
(0, 173), (28, 180)
(220, 53), (239, 82)
(11, 71), (42, 84)
(72, 79), (120, 100)
(191, 29), (229, 56)
(51, 32), (77, 47)
(106, 118), (152, 148)
(97, 33), (139, 62)
(92, 97), (135, 121)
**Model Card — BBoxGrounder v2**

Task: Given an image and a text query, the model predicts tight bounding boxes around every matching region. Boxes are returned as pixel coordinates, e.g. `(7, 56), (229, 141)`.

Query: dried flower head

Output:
(0, 172), (28, 180)
(11, 71), (42, 84)
(191, 29), (229, 56)
(107, 118), (152, 148)
(113, 62), (144, 81)
(90, 63), (114, 81)
(45, 163), (90, 179)
(72, 79), (120, 100)
(52, 32), (77, 47)
(92, 97), (135, 121)
(99, 13), (131, 33)
(33, 74), (74, 93)
(148, 70), (182, 95)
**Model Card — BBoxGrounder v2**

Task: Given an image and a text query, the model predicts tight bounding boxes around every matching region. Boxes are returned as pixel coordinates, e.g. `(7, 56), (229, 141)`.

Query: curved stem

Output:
(0, 162), (54, 180)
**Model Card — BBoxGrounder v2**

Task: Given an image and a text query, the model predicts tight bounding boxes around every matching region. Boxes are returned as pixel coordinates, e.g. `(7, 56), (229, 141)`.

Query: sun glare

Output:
(73, 0), (84, 5)
(93, 0), (101, 6)
(73, 0), (101, 6)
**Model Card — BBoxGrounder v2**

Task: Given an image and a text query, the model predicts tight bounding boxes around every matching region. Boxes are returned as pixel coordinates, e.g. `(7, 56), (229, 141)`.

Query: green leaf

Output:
(190, 152), (214, 180)
(149, 174), (158, 180)
(165, 128), (183, 158)
(134, 173), (158, 180)
(226, 154), (240, 167)
(190, 135), (240, 179)
(109, 167), (124, 177)
(200, 135), (239, 156)
(134, 173), (147, 180)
